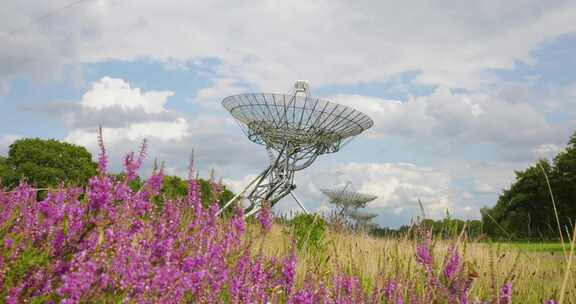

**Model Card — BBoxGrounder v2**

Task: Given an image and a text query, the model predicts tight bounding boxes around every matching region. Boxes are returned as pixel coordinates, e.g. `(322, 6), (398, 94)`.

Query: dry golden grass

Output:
(245, 223), (575, 303)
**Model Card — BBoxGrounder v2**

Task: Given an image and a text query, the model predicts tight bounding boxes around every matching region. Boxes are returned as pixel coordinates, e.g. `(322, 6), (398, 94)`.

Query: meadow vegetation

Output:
(0, 134), (574, 303)
(258, 222), (573, 303)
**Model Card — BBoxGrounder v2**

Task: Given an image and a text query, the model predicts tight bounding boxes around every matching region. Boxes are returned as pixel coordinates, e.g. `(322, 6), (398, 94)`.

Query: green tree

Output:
(419, 218), (483, 239)
(483, 160), (558, 240)
(1, 138), (97, 188)
(0, 138), (236, 209)
(161, 175), (235, 208)
(482, 131), (576, 240)
(0, 156), (13, 186)
(552, 133), (576, 232)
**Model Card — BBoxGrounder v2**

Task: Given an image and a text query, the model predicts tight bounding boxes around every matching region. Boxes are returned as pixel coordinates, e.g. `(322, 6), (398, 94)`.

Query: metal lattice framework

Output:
(320, 181), (377, 216)
(218, 81), (374, 216)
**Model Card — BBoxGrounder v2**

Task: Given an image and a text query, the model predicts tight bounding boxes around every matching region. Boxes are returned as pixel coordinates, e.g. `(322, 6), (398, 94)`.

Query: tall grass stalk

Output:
(538, 162), (567, 259)
(559, 225), (576, 304)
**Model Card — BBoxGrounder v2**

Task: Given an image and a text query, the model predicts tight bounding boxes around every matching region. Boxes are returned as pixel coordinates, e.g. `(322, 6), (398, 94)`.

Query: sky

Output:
(1, 0), (576, 227)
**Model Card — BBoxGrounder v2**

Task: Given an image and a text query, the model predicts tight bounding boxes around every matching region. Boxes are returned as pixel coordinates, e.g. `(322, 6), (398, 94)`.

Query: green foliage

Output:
(0, 138), (97, 189)
(370, 217), (483, 239)
(4, 246), (50, 289)
(161, 175), (235, 208)
(288, 213), (327, 251)
(482, 131), (576, 240)
(490, 242), (566, 253)
(0, 156), (12, 186)
(30, 295), (53, 304)
(162, 175), (189, 198)
(419, 218), (483, 239)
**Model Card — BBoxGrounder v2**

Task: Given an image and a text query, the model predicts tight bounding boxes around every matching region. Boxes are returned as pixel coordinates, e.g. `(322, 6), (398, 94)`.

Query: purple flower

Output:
(384, 280), (397, 301)
(87, 175), (113, 211)
(4, 237), (13, 248)
(282, 249), (297, 296)
(6, 285), (23, 304)
(256, 203), (273, 231)
(52, 229), (66, 253)
(114, 182), (131, 201)
(416, 230), (433, 268)
(499, 282), (513, 304)
(123, 139), (147, 182)
(58, 258), (100, 302)
(147, 167), (164, 194)
(443, 245), (460, 281)
(289, 289), (314, 304)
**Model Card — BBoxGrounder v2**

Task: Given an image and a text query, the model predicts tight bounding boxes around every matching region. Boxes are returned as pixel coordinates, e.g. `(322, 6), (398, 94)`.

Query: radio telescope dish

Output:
(321, 181), (377, 215)
(218, 81), (374, 216)
(348, 210), (378, 227)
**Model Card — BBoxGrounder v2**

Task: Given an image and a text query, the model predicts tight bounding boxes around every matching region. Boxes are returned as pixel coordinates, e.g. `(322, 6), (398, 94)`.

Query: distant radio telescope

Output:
(348, 210), (378, 228)
(320, 181), (377, 216)
(218, 81), (374, 216)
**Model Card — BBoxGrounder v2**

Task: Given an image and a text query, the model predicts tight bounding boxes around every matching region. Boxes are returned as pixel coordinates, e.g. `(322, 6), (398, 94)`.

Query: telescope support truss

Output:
(217, 146), (309, 216)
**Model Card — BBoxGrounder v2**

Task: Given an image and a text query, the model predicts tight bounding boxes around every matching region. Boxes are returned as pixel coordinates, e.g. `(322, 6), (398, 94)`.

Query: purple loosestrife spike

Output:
(6, 285), (23, 304)
(114, 182), (131, 201)
(282, 248), (297, 296)
(230, 251), (250, 302)
(123, 139), (147, 181)
(188, 177), (201, 207)
(3, 237), (13, 248)
(444, 245), (460, 281)
(313, 282), (330, 303)
(123, 152), (137, 181)
(384, 280), (397, 301)
(223, 208), (245, 253)
(289, 289), (314, 304)
(97, 125), (108, 174)
(53, 228), (66, 254)
(416, 229), (440, 301)
(499, 282), (513, 304)
(334, 273), (362, 302)
(343, 276), (359, 296)
(87, 175), (113, 212)
(416, 230), (433, 268)
(232, 207), (245, 231)
(58, 257), (100, 302)
(148, 164), (164, 195)
(256, 202), (273, 231)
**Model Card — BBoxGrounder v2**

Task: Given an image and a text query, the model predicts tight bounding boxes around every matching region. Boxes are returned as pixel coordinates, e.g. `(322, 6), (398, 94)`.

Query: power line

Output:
(4, 0), (92, 36)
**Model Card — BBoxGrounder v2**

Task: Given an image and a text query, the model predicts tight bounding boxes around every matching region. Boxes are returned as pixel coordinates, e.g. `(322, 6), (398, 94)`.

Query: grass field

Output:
(492, 242), (567, 252)
(249, 223), (575, 303)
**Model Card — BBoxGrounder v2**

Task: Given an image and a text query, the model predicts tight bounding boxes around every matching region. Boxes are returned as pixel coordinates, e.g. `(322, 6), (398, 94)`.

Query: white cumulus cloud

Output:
(330, 86), (562, 147)
(62, 76), (262, 176)
(3, 1), (576, 90)
(80, 77), (174, 113)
